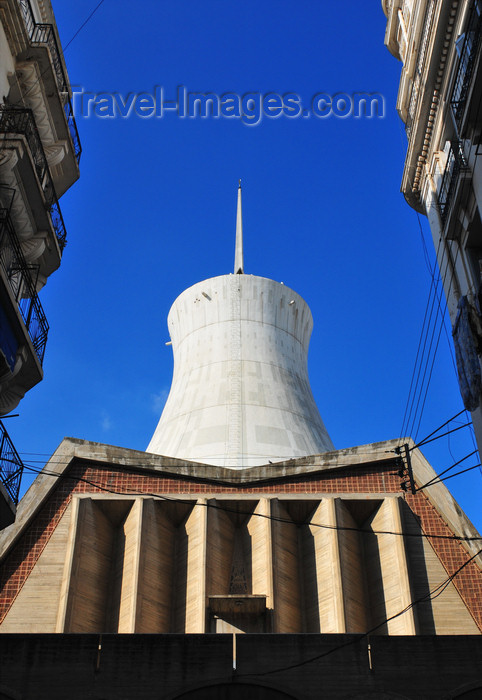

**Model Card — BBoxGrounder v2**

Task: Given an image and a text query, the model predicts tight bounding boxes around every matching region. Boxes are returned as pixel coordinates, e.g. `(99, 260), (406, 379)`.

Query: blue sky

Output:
(9, 0), (482, 530)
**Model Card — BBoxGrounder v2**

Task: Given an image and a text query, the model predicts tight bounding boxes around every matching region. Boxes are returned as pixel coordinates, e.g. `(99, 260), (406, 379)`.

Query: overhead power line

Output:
(238, 546), (482, 678)
(415, 449), (478, 491)
(19, 462), (482, 543)
(62, 0), (106, 52)
(399, 256), (441, 441)
(399, 229), (448, 442)
(410, 162), (480, 441)
(417, 462), (482, 491)
(410, 408), (466, 449)
(411, 417), (472, 451)
(398, 164), (477, 445)
(8, 0), (107, 110)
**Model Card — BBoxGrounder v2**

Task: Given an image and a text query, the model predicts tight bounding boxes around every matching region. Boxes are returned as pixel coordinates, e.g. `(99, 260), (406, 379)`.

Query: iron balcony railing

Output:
(0, 187), (49, 365)
(0, 419), (24, 504)
(438, 141), (468, 224)
(451, 0), (482, 131)
(17, 0), (82, 163)
(64, 101), (82, 165)
(405, 0), (437, 140)
(0, 106), (68, 250)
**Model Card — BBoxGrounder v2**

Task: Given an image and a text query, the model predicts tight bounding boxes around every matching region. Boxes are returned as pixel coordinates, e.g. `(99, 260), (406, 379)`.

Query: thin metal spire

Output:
(234, 179), (244, 274)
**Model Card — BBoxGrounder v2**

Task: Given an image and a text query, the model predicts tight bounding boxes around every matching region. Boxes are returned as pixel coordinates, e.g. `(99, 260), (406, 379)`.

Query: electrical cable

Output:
(416, 210), (435, 275)
(411, 421), (472, 448)
(18, 461), (482, 543)
(398, 140), (477, 445)
(415, 449), (478, 490)
(399, 227), (444, 441)
(407, 284), (442, 440)
(399, 253), (441, 441)
(11, 448), (399, 466)
(413, 99), (482, 438)
(412, 293), (453, 440)
(411, 238), (460, 441)
(416, 220), (456, 398)
(400, 54), (482, 474)
(237, 546), (482, 678)
(417, 461), (481, 490)
(410, 408), (468, 448)
(446, 408), (458, 463)
(406, 204), (462, 443)
(62, 0), (106, 53)
(8, 0), (107, 108)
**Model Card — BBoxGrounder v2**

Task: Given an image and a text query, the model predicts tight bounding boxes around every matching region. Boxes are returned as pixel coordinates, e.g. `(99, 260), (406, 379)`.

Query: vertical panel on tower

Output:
(206, 500), (269, 633)
(135, 499), (178, 632)
(172, 498), (207, 633)
(206, 498), (236, 597)
(335, 498), (369, 634)
(271, 499), (302, 633)
(303, 498), (345, 633)
(59, 498), (135, 632)
(364, 498), (416, 635)
(248, 498), (273, 607)
(113, 498), (142, 632)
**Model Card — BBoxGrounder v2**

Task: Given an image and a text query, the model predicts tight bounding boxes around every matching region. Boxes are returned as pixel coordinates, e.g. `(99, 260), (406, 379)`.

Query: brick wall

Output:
(1, 460), (481, 630)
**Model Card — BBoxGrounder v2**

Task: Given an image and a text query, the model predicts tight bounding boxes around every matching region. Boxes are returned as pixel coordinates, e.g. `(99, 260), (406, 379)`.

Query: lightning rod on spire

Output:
(234, 181), (244, 274)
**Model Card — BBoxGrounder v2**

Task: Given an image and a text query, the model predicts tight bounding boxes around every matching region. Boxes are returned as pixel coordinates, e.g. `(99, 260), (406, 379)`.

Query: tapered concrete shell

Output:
(147, 273), (334, 468)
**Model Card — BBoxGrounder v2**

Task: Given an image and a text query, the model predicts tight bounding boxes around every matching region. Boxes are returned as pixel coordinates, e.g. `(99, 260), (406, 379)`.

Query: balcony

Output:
(383, 0), (401, 58)
(437, 141), (469, 230)
(0, 419), (24, 527)
(17, 0), (81, 165)
(0, 187), (49, 366)
(0, 106), (68, 252)
(405, 0), (436, 140)
(451, 0), (482, 134)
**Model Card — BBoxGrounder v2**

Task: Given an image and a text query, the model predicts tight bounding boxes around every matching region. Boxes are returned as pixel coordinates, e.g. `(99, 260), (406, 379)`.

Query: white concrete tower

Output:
(147, 184), (334, 468)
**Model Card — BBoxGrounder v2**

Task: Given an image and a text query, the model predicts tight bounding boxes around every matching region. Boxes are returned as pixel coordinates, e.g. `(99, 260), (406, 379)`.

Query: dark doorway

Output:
(174, 682), (297, 699)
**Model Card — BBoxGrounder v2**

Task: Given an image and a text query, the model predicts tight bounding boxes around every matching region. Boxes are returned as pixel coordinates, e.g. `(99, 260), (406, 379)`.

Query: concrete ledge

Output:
(1, 436), (480, 571)
(0, 633), (481, 699)
(0, 437), (401, 557)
